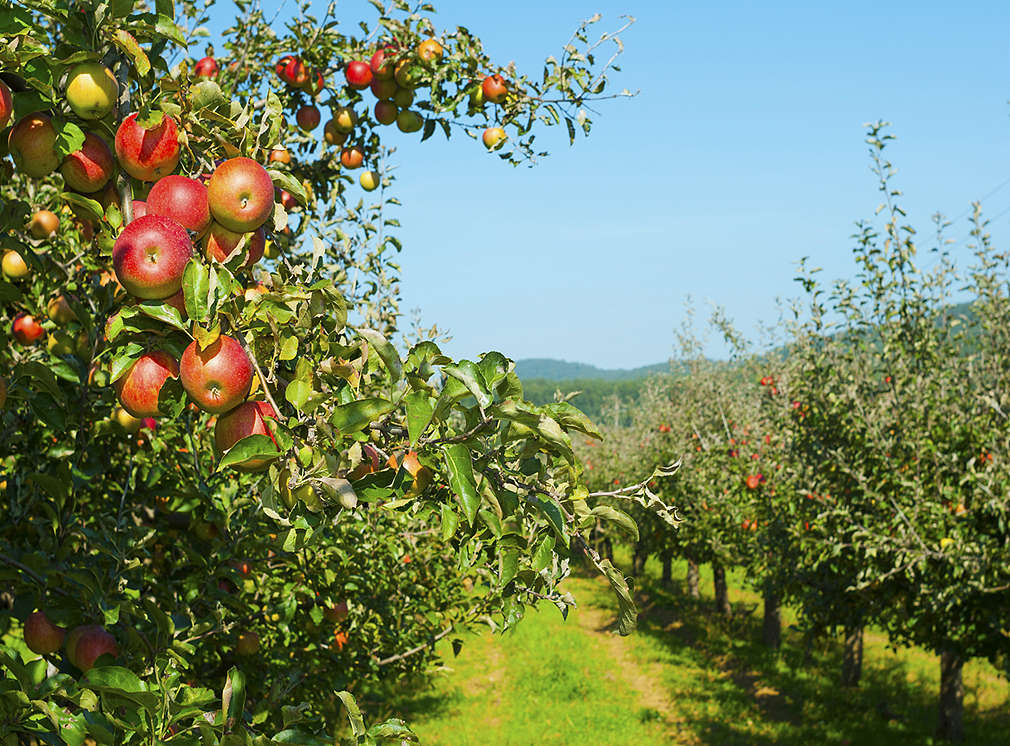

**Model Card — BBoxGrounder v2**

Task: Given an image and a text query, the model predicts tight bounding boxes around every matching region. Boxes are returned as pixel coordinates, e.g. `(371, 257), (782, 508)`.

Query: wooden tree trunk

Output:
(936, 650), (964, 743)
(762, 586), (781, 649)
(660, 552), (672, 587)
(841, 624), (864, 687)
(632, 542), (647, 577)
(712, 562), (731, 617)
(686, 560), (700, 599)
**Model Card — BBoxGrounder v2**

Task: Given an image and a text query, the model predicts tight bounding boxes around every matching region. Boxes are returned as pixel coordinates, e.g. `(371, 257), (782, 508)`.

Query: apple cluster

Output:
(23, 610), (118, 673)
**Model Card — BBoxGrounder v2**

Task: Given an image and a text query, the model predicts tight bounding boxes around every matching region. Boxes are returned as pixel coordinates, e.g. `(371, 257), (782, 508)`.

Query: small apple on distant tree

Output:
(482, 126), (507, 151)
(481, 74), (508, 104)
(359, 170), (380, 191)
(373, 101), (397, 126)
(12, 313), (44, 345)
(193, 56), (219, 78)
(324, 120), (349, 146)
(66, 625), (118, 672)
(345, 60), (373, 89)
(396, 110), (423, 133)
(340, 147), (365, 169)
(2, 250), (30, 281)
(296, 104), (320, 131)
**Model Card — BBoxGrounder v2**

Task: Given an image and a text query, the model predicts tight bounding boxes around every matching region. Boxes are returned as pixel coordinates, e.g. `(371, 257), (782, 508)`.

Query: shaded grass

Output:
(391, 554), (1010, 745)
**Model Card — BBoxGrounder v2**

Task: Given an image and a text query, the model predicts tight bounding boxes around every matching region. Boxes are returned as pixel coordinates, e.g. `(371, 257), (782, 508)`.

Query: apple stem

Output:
(113, 56), (134, 226)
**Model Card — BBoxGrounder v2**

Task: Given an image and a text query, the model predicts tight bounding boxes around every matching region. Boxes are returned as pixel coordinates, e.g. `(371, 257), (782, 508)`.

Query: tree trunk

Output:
(686, 560), (700, 599)
(660, 552), (672, 587)
(712, 562), (731, 617)
(935, 650), (964, 743)
(632, 543), (647, 577)
(762, 586), (781, 649)
(841, 624), (864, 687)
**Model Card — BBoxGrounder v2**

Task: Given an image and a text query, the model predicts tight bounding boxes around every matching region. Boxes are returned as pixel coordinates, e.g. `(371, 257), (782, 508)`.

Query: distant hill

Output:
(515, 358), (670, 382)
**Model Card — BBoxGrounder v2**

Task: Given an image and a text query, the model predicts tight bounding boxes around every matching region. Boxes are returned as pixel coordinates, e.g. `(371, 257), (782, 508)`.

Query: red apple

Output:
(482, 126), (507, 151)
(345, 60), (373, 89)
(193, 56), (219, 78)
(163, 288), (187, 318)
(370, 47), (396, 79)
(296, 104), (320, 131)
(115, 112), (181, 182)
(204, 223), (265, 268)
(277, 188), (297, 211)
(214, 400), (280, 471)
(67, 625), (118, 672)
(60, 132), (115, 193)
(207, 157), (275, 232)
(269, 148), (291, 165)
(8, 113), (60, 178)
(275, 55), (308, 87)
(0, 80), (12, 130)
(373, 101), (397, 126)
(24, 611), (65, 654)
(114, 350), (180, 417)
(340, 147), (364, 169)
(147, 175), (211, 235)
(180, 334), (254, 413)
(130, 200), (148, 222)
(12, 313), (44, 345)
(370, 77), (397, 100)
(302, 70), (325, 96)
(113, 215), (193, 299)
(481, 74), (507, 104)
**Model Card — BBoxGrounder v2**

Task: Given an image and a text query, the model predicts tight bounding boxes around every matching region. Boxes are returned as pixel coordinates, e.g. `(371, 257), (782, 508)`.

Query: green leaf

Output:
(189, 80), (227, 111)
(267, 169), (307, 205)
(499, 550), (519, 586)
(531, 534), (555, 571)
(336, 691), (366, 738)
(61, 192), (103, 223)
(405, 390), (434, 444)
(223, 667), (246, 727)
(477, 351), (510, 389)
(54, 119), (85, 159)
(182, 260), (210, 322)
(543, 401), (602, 440)
(358, 328), (402, 384)
(154, 13), (187, 46)
(279, 334), (298, 361)
(285, 378), (311, 411)
(109, 343), (144, 383)
(329, 398), (395, 434)
(440, 503), (458, 541)
(113, 30), (151, 76)
(591, 505), (639, 542)
(443, 444), (479, 526)
(217, 434), (279, 471)
(84, 666), (160, 712)
(598, 559), (637, 635)
(443, 361), (491, 408)
(136, 300), (186, 330)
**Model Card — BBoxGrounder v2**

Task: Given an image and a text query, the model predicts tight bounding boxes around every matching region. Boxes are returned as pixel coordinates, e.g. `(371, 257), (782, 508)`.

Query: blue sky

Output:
(212, 0), (1010, 367)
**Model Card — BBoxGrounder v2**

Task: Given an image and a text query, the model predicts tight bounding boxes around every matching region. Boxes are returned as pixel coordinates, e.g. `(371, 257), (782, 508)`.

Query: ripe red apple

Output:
(482, 126), (507, 151)
(370, 47), (396, 79)
(24, 611), (65, 654)
(269, 147), (291, 165)
(129, 200), (148, 222)
(12, 313), (44, 345)
(296, 105), (320, 131)
(193, 56), (219, 78)
(60, 132), (115, 194)
(345, 60), (373, 89)
(0, 80), (12, 130)
(340, 147), (365, 169)
(180, 334), (254, 413)
(395, 110), (423, 133)
(323, 120), (349, 146)
(147, 175), (211, 234)
(214, 400), (279, 471)
(115, 350), (179, 417)
(9, 113), (60, 178)
(67, 625), (118, 672)
(207, 157), (275, 232)
(370, 77), (397, 100)
(373, 101), (397, 126)
(275, 55), (308, 87)
(204, 223), (265, 268)
(115, 112), (181, 182)
(277, 188), (297, 211)
(481, 74), (507, 104)
(65, 62), (118, 120)
(113, 215), (193, 299)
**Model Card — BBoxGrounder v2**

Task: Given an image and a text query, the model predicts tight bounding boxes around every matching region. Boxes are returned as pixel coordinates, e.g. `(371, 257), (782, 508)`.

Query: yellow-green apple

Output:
(396, 110), (423, 133)
(204, 224), (265, 267)
(481, 74), (507, 103)
(66, 625), (117, 671)
(180, 334), (253, 413)
(323, 120), (348, 146)
(207, 157), (275, 232)
(113, 215), (193, 299)
(235, 631), (259, 655)
(65, 62), (118, 120)
(29, 209), (59, 239)
(394, 60), (420, 89)
(370, 77), (397, 100)
(12, 313), (44, 345)
(147, 175), (211, 234)
(482, 126), (507, 150)
(332, 106), (357, 134)
(47, 295), (78, 324)
(24, 611), (65, 654)
(2, 250), (30, 281)
(373, 101), (397, 125)
(345, 60), (372, 89)
(340, 146), (364, 169)
(214, 400), (280, 471)
(418, 38), (443, 62)
(9, 113), (59, 178)
(113, 406), (142, 433)
(115, 350), (179, 417)
(359, 170), (380, 191)
(296, 104), (320, 131)
(0, 80), (11, 129)
(392, 87), (414, 108)
(115, 112), (181, 181)
(47, 330), (87, 357)
(60, 132), (115, 193)
(193, 56), (219, 78)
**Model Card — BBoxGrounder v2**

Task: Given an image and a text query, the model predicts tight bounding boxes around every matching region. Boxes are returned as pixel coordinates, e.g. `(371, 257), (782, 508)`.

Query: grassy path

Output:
(393, 557), (1010, 745)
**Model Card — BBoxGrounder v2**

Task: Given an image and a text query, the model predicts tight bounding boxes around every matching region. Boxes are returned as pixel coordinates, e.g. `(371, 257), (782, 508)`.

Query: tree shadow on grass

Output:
(577, 564), (1010, 746)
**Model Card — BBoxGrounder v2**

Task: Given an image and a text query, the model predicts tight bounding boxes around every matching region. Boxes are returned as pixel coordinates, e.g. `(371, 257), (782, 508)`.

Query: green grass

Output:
(390, 554), (1010, 745)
